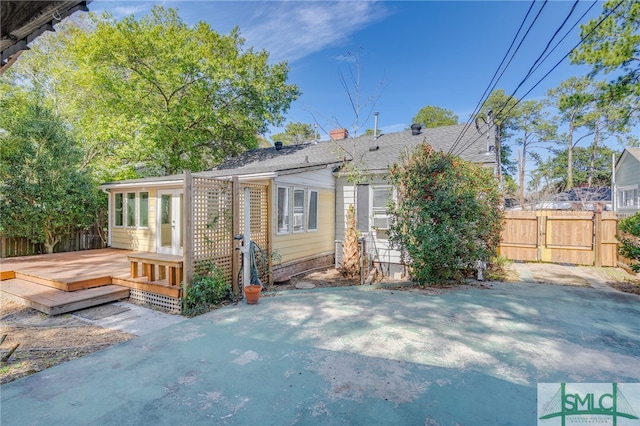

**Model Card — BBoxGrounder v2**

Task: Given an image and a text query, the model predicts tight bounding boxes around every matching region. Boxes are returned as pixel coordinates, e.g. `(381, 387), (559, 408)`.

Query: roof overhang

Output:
(1, 1), (91, 74)
(98, 172), (280, 190)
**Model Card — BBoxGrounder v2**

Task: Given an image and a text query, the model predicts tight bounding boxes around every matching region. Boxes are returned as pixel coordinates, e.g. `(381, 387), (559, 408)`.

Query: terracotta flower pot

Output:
(244, 285), (262, 304)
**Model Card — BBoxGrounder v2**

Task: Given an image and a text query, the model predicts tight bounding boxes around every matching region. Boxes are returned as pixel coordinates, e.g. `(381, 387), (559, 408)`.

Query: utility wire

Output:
(452, 0), (613, 159)
(453, 0), (588, 157)
(448, 0), (547, 155)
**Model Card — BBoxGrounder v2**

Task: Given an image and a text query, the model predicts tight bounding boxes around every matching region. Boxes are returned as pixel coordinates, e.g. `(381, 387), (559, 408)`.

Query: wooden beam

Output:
(231, 176), (240, 295)
(183, 170), (193, 293)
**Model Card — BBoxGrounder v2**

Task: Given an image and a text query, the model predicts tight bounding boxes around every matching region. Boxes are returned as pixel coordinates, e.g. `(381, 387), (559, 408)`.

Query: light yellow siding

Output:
(110, 188), (162, 252)
(273, 188), (335, 264)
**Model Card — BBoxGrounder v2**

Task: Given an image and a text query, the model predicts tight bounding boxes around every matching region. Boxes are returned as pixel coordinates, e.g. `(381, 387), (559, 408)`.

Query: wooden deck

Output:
(0, 249), (183, 314)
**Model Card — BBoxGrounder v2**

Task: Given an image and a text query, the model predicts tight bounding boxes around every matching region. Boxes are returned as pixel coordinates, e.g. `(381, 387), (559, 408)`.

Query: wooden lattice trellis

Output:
(190, 177), (234, 281)
(185, 174), (271, 294)
(239, 182), (271, 285)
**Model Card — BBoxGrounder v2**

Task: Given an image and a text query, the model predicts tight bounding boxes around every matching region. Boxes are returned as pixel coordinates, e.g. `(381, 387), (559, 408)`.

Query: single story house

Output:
(99, 122), (494, 286)
(614, 148), (640, 215)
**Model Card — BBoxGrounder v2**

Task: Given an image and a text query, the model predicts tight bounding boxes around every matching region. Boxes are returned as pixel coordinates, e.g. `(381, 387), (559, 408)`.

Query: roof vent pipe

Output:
(374, 111), (379, 139)
(411, 124), (422, 135)
(275, 141), (283, 151)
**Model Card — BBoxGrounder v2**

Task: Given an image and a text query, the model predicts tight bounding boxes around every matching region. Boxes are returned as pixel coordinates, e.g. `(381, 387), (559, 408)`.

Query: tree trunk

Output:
(44, 234), (60, 254)
(341, 204), (360, 279)
(567, 122), (575, 190)
(518, 148), (526, 209)
(588, 119), (601, 188)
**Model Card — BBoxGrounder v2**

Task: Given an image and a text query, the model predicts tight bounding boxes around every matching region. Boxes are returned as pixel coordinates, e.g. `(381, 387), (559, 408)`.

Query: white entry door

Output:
(157, 190), (183, 255)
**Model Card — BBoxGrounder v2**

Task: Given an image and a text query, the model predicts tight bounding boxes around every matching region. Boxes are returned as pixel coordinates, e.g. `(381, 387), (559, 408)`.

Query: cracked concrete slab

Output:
(2, 273), (639, 425)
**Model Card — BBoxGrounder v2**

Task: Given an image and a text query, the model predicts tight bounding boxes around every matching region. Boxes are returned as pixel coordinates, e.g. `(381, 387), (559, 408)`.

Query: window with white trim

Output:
(126, 192), (136, 227)
(308, 190), (318, 231)
(277, 187), (290, 233)
(618, 185), (638, 208)
(371, 186), (393, 230)
(293, 189), (305, 232)
(114, 193), (124, 227)
(139, 192), (149, 228)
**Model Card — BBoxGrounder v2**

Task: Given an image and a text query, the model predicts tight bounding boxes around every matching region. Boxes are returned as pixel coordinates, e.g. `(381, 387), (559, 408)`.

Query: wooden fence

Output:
(498, 210), (618, 267)
(0, 223), (106, 258)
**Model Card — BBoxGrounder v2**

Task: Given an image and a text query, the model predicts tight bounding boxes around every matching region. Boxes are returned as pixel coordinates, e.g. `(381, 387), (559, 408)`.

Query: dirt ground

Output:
(2, 263), (639, 385)
(0, 296), (134, 384)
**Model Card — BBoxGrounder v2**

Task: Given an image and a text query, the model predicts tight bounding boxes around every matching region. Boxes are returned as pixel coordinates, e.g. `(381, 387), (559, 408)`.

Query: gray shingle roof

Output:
(210, 123), (496, 176)
(100, 124), (496, 186)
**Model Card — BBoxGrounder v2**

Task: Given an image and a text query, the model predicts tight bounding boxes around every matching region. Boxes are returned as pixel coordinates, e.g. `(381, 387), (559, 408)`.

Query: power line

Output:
(453, 0), (614, 159)
(448, 0), (548, 155)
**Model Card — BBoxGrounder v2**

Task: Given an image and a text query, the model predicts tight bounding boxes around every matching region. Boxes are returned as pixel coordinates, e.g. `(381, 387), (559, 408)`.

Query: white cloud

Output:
(241, 1), (388, 62)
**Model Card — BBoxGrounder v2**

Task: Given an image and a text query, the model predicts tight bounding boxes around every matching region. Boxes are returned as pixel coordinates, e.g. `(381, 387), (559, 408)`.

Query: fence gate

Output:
(499, 210), (617, 267)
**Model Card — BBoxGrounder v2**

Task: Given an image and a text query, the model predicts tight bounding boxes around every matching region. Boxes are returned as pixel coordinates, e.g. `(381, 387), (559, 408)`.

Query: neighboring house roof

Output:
(554, 187), (611, 202)
(623, 148), (640, 162)
(615, 147), (640, 169)
(99, 124), (496, 188)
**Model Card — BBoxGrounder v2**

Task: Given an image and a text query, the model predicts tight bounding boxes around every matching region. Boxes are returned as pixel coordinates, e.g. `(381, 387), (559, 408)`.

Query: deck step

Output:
(0, 278), (130, 315)
(8, 272), (114, 292)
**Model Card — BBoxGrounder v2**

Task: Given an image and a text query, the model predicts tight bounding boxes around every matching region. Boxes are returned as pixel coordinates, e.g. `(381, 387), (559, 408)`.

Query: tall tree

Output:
(513, 100), (555, 208)
(270, 122), (316, 145)
(547, 77), (597, 190)
(530, 145), (617, 192)
(74, 7), (300, 176)
(571, 0), (639, 116)
(0, 97), (101, 253)
(4, 7), (300, 179)
(411, 105), (459, 128)
(478, 89), (519, 180)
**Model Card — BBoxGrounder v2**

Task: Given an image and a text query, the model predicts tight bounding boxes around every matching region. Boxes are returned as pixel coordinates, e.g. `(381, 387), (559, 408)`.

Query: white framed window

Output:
(293, 188), (305, 232)
(126, 192), (136, 227)
(277, 186), (290, 233)
(139, 192), (149, 228)
(618, 185), (638, 208)
(308, 190), (318, 231)
(114, 193), (124, 227)
(371, 186), (394, 230)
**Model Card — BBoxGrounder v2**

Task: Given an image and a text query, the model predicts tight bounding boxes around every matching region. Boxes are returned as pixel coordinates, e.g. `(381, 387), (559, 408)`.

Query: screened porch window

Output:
(277, 187), (290, 233)
(308, 190), (318, 231)
(126, 192), (136, 227)
(139, 192), (149, 228)
(114, 193), (124, 227)
(293, 189), (305, 232)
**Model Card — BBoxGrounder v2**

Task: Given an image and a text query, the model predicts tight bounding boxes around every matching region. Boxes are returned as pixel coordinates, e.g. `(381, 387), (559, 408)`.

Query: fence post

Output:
(594, 203), (602, 267)
(231, 176), (240, 296)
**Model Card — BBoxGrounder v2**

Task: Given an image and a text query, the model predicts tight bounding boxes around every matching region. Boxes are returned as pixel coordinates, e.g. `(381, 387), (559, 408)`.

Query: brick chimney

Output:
(330, 128), (349, 140)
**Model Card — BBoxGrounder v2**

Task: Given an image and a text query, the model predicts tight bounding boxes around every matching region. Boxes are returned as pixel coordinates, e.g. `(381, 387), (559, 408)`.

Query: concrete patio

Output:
(2, 272), (639, 425)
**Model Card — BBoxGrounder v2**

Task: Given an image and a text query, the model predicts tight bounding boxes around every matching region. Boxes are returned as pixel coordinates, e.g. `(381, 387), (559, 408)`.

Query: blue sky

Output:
(91, 1), (606, 146)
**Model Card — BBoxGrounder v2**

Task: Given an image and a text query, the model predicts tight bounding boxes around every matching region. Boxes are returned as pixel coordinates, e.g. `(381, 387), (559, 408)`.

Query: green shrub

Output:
(387, 143), (504, 285)
(617, 213), (640, 272)
(182, 266), (230, 316)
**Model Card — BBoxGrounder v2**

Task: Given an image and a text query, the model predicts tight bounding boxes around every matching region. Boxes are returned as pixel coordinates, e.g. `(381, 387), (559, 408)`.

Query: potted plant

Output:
(244, 283), (262, 304)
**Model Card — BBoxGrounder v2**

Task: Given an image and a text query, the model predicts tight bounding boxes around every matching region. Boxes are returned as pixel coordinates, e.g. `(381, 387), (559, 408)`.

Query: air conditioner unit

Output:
(372, 216), (389, 230)
(293, 214), (304, 229)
